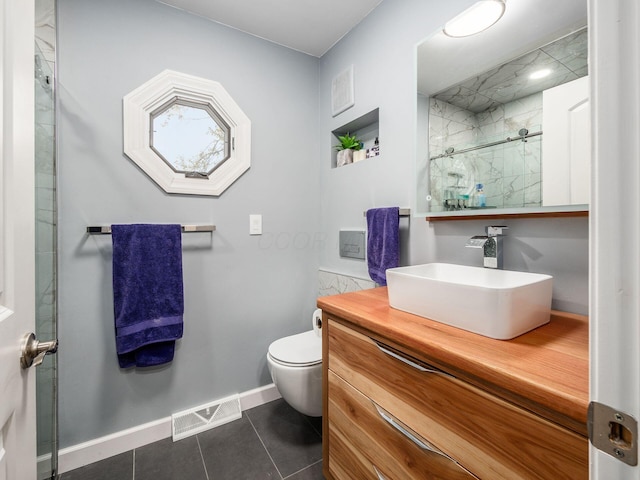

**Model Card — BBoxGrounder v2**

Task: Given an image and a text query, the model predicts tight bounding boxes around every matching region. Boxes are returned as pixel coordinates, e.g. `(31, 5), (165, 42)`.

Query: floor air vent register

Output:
(171, 393), (242, 441)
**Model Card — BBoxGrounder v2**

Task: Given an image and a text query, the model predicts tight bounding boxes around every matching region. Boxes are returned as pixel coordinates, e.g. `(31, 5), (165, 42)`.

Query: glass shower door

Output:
(35, 41), (58, 480)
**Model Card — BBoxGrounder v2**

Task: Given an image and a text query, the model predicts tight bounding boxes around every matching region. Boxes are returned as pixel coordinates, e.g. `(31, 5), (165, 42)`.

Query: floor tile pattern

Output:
(59, 399), (323, 480)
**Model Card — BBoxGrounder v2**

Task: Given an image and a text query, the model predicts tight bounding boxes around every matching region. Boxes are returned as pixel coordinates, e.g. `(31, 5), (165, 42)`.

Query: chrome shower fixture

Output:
(518, 128), (529, 142)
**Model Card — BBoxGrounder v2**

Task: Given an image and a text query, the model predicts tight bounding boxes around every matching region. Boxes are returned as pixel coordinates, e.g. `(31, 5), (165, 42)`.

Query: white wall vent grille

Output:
(171, 394), (241, 441)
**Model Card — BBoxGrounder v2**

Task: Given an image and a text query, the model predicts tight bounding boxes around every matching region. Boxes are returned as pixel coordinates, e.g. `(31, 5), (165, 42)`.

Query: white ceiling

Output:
(156, 0), (385, 57)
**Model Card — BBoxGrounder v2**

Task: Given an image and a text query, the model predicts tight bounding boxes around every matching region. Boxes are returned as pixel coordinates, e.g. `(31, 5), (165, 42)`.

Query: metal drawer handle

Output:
(374, 403), (442, 454)
(375, 342), (452, 377)
(375, 343), (429, 371)
(373, 466), (388, 480)
(374, 403), (480, 479)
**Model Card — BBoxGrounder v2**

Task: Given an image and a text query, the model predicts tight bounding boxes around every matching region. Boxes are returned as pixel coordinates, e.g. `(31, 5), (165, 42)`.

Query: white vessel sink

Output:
(386, 263), (553, 340)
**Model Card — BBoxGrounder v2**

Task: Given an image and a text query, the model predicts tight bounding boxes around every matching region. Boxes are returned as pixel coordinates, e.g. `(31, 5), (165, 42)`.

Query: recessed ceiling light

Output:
(529, 68), (552, 80)
(443, 0), (506, 38)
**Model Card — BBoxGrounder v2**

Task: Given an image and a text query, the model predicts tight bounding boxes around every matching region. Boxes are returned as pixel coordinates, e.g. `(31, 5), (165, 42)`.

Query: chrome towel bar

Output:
(86, 225), (216, 234)
(363, 208), (410, 217)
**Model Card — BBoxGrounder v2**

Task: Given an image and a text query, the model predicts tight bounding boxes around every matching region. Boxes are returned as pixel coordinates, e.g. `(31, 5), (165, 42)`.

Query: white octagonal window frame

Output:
(123, 69), (251, 196)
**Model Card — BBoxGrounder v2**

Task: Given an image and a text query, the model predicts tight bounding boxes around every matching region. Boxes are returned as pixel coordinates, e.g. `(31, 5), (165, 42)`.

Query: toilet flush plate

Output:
(339, 230), (365, 260)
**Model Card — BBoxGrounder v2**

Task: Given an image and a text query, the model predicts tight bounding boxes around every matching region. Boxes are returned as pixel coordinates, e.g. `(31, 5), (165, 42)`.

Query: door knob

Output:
(20, 332), (58, 369)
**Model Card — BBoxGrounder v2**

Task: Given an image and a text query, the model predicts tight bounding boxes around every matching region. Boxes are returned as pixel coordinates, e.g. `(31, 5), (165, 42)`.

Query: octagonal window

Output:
(151, 99), (230, 176)
(123, 70), (251, 196)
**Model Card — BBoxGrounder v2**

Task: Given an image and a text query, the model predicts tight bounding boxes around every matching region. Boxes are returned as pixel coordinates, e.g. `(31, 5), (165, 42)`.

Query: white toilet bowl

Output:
(267, 309), (322, 417)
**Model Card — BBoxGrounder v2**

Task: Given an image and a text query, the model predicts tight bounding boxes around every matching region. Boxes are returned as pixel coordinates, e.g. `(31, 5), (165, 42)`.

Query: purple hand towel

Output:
(366, 207), (400, 286)
(111, 224), (184, 368)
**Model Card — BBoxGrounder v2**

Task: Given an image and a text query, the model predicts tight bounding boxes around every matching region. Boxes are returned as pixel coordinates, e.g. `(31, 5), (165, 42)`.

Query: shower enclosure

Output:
(35, 13), (59, 479)
(428, 126), (543, 212)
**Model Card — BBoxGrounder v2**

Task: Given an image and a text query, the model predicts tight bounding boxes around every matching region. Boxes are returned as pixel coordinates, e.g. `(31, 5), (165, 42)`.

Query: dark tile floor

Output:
(59, 399), (324, 480)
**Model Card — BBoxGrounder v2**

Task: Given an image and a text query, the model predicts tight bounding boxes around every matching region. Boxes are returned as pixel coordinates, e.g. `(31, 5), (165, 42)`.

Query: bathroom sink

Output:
(386, 263), (553, 340)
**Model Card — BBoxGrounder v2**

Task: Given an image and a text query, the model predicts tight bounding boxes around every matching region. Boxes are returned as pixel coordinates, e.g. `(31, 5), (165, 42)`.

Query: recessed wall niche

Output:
(331, 108), (379, 168)
(123, 70), (251, 196)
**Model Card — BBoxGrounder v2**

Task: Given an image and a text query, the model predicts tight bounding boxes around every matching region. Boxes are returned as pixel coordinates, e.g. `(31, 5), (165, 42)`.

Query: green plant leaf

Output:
(335, 132), (362, 151)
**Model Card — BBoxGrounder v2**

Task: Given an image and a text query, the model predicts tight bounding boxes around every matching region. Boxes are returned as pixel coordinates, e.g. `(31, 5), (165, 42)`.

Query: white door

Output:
(590, 0), (640, 478)
(0, 0), (37, 479)
(542, 76), (590, 206)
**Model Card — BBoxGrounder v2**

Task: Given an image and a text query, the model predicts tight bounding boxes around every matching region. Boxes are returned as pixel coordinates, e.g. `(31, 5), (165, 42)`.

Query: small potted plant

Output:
(335, 133), (362, 167)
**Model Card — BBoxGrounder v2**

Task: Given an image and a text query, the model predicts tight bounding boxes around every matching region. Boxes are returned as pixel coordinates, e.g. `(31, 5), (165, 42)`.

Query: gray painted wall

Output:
(318, 0), (589, 315)
(57, 0), (590, 448)
(57, 0), (320, 447)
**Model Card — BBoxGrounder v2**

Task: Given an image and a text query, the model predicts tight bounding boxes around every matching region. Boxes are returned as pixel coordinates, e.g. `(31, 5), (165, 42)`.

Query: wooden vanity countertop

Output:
(317, 287), (589, 437)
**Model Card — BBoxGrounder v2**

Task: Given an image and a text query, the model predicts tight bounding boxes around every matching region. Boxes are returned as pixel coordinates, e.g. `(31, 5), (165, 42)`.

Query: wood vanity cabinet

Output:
(319, 288), (589, 480)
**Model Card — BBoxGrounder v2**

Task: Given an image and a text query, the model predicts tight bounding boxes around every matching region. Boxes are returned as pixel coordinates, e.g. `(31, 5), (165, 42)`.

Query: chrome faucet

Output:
(466, 225), (509, 269)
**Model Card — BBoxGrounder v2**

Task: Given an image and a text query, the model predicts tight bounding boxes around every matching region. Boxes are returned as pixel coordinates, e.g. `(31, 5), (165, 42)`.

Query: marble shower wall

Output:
(36, 0), (56, 68)
(35, 0), (57, 462)
(428, 93), (543, 212)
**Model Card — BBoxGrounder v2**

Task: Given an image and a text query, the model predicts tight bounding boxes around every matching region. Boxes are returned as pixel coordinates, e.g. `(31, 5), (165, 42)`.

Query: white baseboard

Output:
(56, 416), (171, 475)
(53, 383), (281, 475)
(239, 383), (282, 411)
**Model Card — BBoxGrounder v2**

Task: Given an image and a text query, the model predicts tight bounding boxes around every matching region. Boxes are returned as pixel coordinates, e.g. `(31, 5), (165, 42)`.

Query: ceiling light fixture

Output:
(529, 68), (552, 80)
(443, 0), (506, 38)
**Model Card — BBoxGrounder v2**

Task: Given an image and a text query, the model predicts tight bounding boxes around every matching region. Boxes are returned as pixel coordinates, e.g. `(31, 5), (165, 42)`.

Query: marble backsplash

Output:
(318, 269), (376, 297)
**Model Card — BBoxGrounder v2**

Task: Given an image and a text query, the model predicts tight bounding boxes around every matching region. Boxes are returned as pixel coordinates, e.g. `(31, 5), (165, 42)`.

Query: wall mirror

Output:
(124, 70), (251, 196)
(416, 0), (588, 218)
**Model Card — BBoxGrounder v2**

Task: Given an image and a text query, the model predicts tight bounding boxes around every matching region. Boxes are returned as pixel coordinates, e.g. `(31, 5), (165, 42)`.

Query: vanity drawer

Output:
(328, 370), (477, 480)
(327, 319), (588, 480)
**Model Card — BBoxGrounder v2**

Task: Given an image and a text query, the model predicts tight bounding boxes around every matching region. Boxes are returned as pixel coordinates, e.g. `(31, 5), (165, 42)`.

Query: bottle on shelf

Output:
(476, 183), (486, 207)
(367, 137), (380, 158)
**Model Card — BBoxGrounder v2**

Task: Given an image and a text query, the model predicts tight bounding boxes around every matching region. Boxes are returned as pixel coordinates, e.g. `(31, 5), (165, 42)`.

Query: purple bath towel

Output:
(366, 207), (400, 286)
(111, 224), (184, 368)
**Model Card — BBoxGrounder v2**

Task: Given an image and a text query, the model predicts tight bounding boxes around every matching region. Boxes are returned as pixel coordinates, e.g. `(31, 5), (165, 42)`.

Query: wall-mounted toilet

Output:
(267, 309), (322, 417)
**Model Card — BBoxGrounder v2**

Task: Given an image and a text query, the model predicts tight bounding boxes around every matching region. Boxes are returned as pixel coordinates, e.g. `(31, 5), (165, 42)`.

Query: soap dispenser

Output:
(476, 183), (486, 207)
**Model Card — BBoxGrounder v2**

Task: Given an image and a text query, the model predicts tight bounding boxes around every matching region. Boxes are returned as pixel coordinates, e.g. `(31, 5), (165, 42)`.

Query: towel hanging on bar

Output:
(111, 224), (184, 368)
(366, 208), (400, 286)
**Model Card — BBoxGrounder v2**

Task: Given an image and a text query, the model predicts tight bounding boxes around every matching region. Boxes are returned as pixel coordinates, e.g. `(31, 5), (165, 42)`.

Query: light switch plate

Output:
(249, 214), (262, 235)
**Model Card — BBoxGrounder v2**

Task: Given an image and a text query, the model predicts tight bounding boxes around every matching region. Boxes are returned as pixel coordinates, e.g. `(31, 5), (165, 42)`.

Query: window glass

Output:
(151, 101), (230, 175)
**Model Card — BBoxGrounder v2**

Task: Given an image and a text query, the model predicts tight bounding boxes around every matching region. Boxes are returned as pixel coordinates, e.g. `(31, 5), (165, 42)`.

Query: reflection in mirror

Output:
(151, 99), (230, 176)
(429, 30), (587, 212)
(416, 1), (589, 218)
